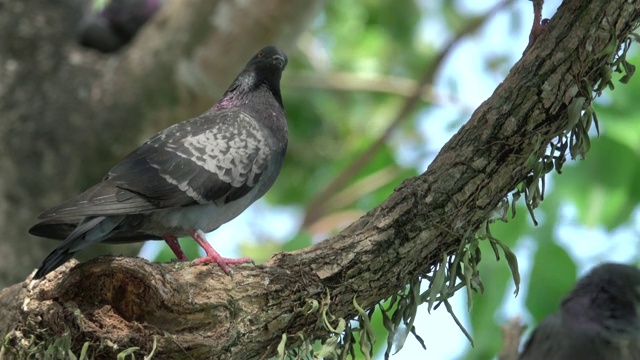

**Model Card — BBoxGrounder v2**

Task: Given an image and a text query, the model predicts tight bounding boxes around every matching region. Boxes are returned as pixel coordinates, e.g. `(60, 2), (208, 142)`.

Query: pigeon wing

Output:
(37, 110), (272, 221)
(36, 181), (155, 219)
(106, 109), (272, 207)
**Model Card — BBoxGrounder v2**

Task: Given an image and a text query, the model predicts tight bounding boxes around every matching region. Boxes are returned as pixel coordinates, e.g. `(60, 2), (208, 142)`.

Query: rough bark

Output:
(0, 0), (321, 287)
(2, 0), (639, 359)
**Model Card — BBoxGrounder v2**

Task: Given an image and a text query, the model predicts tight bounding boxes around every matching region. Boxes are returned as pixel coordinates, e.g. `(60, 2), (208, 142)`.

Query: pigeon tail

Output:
(33, 216), (124, 279)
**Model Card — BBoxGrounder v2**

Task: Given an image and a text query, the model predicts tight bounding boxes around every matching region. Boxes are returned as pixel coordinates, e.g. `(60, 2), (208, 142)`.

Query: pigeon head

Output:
(240, 46), (287, 95)
(218, 46), (288, 110)
(245, 46), (288, 73)
(562, 263), (640, 333)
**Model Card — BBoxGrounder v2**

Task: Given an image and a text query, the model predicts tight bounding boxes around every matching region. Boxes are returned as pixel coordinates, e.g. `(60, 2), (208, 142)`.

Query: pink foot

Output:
(527, 0), (546, 46)
(162, 234), (189, 261)
(189, 229), (254, 275)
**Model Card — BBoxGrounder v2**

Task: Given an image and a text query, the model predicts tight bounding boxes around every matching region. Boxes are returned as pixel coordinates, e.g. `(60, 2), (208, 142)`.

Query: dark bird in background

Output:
(78, 0), (164, 53)
(519, 262), (640, 360)
(30, 46), (288, 279)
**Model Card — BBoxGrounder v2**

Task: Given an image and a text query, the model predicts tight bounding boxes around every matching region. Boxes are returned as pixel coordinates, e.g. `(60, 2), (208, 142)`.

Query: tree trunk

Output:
(2, 0), (639, 359)
(0, 0), (321, 288)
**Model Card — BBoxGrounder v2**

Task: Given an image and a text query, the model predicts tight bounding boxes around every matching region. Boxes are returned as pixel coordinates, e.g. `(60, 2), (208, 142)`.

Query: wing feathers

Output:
(36, 110), (273, 223)
(37, 182), (156, 219)
(108, 110), (271, 206)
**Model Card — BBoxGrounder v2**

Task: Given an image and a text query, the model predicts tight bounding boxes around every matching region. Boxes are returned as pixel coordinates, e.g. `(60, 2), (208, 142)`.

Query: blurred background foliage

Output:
(117, 0), (640, 358)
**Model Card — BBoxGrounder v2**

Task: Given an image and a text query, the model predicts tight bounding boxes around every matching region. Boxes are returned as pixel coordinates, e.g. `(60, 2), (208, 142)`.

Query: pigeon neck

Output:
(216, 72), (284, 111)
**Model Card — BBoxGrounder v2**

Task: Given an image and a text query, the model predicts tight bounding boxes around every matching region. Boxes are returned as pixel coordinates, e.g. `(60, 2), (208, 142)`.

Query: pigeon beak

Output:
(272, 55), (286, 69)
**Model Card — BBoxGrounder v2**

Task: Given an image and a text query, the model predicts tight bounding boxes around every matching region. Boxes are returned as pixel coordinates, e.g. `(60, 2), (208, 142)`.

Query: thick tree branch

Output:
(2, 0), (639, 359)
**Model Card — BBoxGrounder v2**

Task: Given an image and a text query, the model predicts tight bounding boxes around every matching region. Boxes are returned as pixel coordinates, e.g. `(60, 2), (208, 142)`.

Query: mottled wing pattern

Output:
(36, 109), (272, 221)
(108, 108), (272, 207)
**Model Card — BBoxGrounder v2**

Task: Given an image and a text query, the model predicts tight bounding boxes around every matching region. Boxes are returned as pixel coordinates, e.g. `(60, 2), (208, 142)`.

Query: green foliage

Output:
(271, 0), (427, 212)
(554, 60), (640, 229)
(466, 213), (529, 359)
(526, 242), (577, 322)
(555, 136), (640, 229)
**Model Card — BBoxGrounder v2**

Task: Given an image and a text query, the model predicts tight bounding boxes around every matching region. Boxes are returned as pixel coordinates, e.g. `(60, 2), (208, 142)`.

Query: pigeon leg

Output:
(162, 234), (189, 261)
(528, 0), (545, 45)
(189, 229), (254, 275)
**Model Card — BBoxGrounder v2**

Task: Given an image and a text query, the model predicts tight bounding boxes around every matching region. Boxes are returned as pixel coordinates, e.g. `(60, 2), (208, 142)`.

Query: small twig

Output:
(499, 317), (527, 360)
(302, 0), (516, 228)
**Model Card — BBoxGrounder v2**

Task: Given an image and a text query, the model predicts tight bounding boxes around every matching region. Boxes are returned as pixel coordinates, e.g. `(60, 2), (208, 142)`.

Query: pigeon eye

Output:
(258, 50), (264, 57)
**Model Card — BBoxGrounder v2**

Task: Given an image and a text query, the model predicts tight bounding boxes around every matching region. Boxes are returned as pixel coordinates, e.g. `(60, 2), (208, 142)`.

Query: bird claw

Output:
(525, 0), (549, 52)
(191, 255), (253, 276)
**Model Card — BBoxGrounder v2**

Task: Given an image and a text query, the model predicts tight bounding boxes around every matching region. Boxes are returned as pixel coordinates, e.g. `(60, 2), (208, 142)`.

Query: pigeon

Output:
(519, 263), (640, 360)
(78, 0), (164, 53)
(29, 46), (288, 279)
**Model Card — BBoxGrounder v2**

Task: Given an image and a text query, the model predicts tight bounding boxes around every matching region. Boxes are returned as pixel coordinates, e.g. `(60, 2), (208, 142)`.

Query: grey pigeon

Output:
(30, 46), (288, 279)
(519, 262), (640, 360)
(78, 0), (164, 53)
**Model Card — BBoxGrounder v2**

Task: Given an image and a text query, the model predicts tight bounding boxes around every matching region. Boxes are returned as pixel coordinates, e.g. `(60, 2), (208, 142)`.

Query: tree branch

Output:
(283, 72), (462, 107)
(499, 318), (527, 360)
(2, 0), (639, 359)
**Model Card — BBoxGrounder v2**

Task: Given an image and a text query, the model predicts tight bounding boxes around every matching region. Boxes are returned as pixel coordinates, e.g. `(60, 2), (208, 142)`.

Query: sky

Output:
(141, 0), (640, 359)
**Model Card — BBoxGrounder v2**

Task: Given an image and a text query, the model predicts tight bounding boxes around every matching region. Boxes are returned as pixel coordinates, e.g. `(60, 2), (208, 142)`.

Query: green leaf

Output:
(116, 347), (140, 360)
(525, 242), (577, 323)
(465, 242), (512, 360)
(465, 210), (533, 359)
(555, 135), (640, 229)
